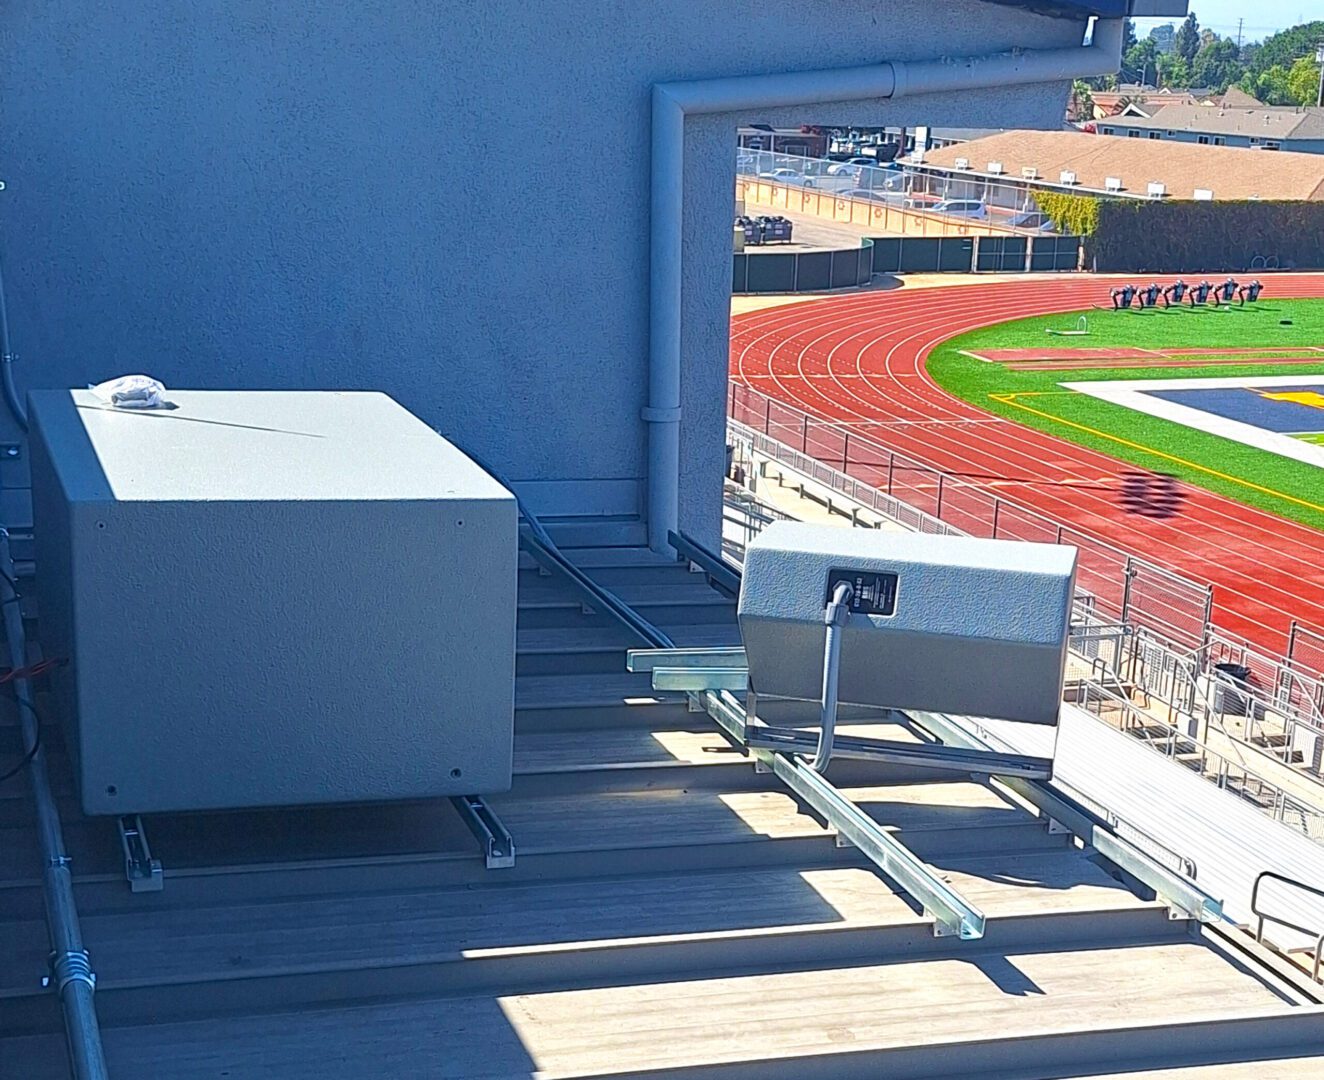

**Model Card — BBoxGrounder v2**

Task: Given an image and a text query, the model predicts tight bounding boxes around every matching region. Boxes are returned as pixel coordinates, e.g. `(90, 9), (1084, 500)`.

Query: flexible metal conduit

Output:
(646, 17), (1125, 551)
(810, 582), (853, 771)
(0, 530), (108, 1079)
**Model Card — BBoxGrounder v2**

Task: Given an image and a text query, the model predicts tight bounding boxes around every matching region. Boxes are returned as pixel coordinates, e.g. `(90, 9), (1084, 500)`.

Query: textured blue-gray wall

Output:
(0, 2), (1081, 543)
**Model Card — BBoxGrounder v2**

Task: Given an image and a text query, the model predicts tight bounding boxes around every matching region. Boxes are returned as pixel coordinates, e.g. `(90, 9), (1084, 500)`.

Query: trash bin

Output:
(1213, 662), (1252, 716)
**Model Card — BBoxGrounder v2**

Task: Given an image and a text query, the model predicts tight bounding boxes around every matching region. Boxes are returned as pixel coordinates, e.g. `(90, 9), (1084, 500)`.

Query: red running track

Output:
(731, 276), (1324, 655)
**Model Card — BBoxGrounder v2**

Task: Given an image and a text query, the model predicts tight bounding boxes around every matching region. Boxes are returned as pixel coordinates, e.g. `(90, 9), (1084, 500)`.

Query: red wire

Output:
(0, 658), (63, 684)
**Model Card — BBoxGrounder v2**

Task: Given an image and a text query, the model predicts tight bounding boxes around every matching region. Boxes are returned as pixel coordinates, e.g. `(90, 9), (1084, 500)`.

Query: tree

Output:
(1123, 38), (1161, 87)
(1157, 54), (1192, 90)
(1244, 21), (1324, 78)
(1174, 13), (1201, 65)
(1123, 19), (1138, 54)
(1286, 54), (1323, 107)
(1070, 80), (1096, 121)
(1241, 65), (1294, 105)
(1191, 38), (1243, 93)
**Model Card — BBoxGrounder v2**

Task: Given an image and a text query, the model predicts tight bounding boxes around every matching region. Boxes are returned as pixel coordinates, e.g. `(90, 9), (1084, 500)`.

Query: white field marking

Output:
(1063, 375), (1324, 471)
(829, 418), (1009, 427)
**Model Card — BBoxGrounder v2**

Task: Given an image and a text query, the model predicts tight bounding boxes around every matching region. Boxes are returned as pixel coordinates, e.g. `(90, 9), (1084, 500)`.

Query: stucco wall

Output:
(0, 1), (1083, 545)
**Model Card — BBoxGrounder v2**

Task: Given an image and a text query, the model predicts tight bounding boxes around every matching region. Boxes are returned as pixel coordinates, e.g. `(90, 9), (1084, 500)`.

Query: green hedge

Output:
(1034, 190), (1101, 236)
(1084, 200), (1324, 273)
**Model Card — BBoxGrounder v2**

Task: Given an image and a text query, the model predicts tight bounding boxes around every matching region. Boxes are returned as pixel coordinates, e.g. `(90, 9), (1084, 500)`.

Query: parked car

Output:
(758, 168), (816, 187)
(825, 161), (862, 176)
(841, 188), (902, 204)
(1006, 211), (1058, 233)
(930, 199), (987, 219)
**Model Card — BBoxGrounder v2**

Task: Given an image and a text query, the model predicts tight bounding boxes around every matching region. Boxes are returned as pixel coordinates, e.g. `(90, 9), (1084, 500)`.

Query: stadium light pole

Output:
(1316, 44), (1324, 108)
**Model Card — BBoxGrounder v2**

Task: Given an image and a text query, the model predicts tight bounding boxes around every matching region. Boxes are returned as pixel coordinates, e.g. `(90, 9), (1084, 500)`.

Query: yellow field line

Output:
(988, 392), (1324, 515)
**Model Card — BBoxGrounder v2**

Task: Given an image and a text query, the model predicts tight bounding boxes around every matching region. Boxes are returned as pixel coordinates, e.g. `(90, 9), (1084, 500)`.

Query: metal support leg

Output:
(117, 815), (163, 893)
(450, 795), (516, 869)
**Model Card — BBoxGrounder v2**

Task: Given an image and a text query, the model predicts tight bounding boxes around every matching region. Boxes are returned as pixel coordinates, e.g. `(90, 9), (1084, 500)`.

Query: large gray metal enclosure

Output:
(739, 523), (1077, 723)
(29, 390), (518, 814)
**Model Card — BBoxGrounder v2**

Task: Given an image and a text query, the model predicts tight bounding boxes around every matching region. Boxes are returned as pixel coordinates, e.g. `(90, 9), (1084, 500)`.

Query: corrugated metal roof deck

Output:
(2, 545), (1323, 1079)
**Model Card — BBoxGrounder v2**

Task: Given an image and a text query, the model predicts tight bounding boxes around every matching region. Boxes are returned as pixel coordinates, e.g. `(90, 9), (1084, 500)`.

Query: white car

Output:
(828, 156), (887, 176)
(931, 199), (988, 219)
(758, 168), (816, 187)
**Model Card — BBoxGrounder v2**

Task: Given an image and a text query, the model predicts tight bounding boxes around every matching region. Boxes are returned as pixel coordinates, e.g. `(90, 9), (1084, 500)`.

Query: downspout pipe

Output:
(647, 17), (1124, 552)
(0, 531), (108, 1080)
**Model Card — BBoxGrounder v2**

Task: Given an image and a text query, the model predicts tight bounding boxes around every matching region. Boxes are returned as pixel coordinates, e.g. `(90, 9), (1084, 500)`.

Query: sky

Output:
(1133, 3), (1324, 45)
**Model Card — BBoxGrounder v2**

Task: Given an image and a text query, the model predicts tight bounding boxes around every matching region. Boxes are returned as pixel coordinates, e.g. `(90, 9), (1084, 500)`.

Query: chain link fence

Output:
(735, 148), (1065, 239)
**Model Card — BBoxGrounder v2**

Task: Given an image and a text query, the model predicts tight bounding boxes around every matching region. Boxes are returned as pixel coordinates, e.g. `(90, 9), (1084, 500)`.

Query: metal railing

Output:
(730, 379), (1317, 670)
(735, 149), (1059, 238)
(1290, 623), (1324, 691)
(729, 383), (1217, 647)
(1251, 871), (1324, 982)
(1075, 677), (1324, 842)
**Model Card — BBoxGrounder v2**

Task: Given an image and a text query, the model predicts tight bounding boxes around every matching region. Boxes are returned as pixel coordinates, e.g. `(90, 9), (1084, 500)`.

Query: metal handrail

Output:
(728, 385), (1324, 683)
(1139, 627), (1324, 770)
(670, 529), (740, 597)
(1250, 870), (1324, 982)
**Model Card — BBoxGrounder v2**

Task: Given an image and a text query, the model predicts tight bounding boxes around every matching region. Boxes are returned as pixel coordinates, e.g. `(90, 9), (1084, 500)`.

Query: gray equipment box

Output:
(29, 390), (517, 815)
(738, 523), (1076, 725)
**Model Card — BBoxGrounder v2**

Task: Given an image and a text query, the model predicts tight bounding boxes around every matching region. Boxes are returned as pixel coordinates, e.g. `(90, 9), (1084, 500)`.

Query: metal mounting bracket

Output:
(450, 794), (516, 869)
(117, 815), (163, 893)
(628, 648), (1053, 780)
(747, 724), (1052, 779)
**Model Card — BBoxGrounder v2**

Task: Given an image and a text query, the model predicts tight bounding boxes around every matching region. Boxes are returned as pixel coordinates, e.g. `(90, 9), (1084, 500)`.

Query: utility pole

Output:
(1318, 43), (1324, 109)
(1236, 19), (1244, 50)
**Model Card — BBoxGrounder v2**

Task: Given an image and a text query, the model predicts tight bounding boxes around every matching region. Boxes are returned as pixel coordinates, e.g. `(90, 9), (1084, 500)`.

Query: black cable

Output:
(0, 689), (40, 783)
(0, 254), (27, 432)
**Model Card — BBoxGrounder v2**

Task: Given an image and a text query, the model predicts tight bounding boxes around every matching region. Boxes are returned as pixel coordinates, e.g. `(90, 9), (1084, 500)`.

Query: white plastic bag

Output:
(88, 375), (170, 410)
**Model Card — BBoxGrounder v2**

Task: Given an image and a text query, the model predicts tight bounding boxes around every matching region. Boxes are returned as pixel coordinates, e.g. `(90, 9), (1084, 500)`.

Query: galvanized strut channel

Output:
(0, 529), (110, 1080)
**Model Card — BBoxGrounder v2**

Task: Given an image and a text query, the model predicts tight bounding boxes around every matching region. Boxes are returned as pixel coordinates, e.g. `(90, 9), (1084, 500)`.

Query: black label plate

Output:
(826, 568), (899, 616)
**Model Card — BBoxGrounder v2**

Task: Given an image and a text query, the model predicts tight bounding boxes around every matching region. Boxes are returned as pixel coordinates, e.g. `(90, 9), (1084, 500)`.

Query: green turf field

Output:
(927, 299), (1324, 531)
(955, 298), (1324, 351)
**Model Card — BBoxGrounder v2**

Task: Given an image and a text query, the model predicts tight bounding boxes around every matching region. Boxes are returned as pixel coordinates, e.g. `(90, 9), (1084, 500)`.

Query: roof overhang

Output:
(980, 1), (1188, 17)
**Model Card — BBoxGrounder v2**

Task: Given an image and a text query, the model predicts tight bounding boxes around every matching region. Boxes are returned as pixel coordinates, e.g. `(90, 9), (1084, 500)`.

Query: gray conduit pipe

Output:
(0, 530), (108, 1080)
(810, 582), (853, 772)
(647, 18), (1125, 552)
